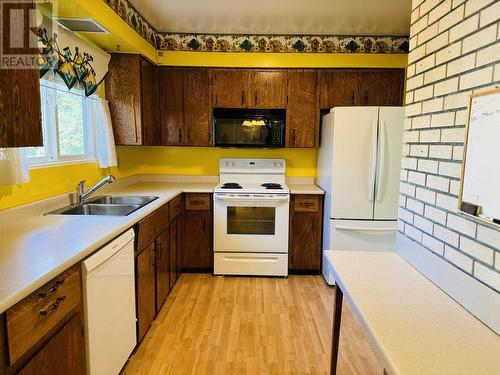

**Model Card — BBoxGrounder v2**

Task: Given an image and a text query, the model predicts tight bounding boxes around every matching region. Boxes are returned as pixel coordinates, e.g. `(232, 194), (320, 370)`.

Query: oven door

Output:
(214, 193), (289, 253)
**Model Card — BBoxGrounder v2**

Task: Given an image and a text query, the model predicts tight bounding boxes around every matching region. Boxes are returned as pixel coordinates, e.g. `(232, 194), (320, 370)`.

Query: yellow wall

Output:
(124, 147), (317, 177)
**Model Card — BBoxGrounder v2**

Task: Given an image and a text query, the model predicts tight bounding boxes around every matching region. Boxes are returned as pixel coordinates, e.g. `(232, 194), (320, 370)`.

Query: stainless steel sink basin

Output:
(52, 204), (142, 216)
(46, 196), (159, 216)
(89, 195), (159, 206)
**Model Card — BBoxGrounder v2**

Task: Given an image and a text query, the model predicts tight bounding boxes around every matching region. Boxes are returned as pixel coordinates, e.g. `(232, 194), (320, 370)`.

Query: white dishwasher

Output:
(82, 229), (137, 375)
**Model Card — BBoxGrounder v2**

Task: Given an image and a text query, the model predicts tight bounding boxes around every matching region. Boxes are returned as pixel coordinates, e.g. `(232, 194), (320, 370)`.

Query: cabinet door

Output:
(319, 70), (360, 109)
(359, 69), (405, 106)
(250, 70), (287, 108)
(18, 312), (85, 375)
(140, 59), (161, 146)
(289, 195), (323, 271)
(169, 221), (178, 290)
(136, 243), (156, 342)
(286, 70), (319, 148)
(176, 214), (184, 278)
(159, 68), (185, 145)
(183, 69), (211, 146)
(106, 54), (142, 145)
(183, 210), (213, 269)
(0, 69), (42, 147)
(155, 230), (170, 312)
(210, 69), (249, 108)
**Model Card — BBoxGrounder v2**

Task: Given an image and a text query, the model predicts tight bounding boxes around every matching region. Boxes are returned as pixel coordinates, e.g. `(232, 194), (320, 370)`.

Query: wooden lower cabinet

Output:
(289, 195), (324, 272)
(155, 230), (170, 313)
(17, 312), (85, 375)
(136, 241), (156, 342)
(183, 194), (213, 270)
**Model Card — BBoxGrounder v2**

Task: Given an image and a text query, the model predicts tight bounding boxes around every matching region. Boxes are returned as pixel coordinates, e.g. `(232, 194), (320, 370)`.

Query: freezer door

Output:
(317, 112), (334, 218)
(329, 219), (398, 251)
(331, 107), (379, 219)
(374, 107), (404, 220)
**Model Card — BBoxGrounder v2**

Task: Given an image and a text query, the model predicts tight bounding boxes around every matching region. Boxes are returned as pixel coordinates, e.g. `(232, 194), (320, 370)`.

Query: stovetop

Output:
(214, 182), (289, 194)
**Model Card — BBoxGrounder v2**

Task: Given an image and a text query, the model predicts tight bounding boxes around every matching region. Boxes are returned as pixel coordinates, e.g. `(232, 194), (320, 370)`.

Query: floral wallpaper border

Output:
(157, 34), (409, 54)
(102, 0), (409, 54)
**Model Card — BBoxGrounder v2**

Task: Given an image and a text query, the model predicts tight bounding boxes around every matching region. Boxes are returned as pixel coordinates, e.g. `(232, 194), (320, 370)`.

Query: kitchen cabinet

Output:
(319, 69), (404, 108)
(286, 70), (320, 148)
(183, 194), (213, 270)
(0, 264), (84, 374)
(210, 69), (249, 108)
(106, 54), (160, 145)
(0, 69), (43, 147)
(136, 241), (156, 342)
(159, 68), (211, 146)
(0, 0), (42, 148)
(249, 70), (287, 108)
(155, 230), (170, 313)
(289, 195), (323, 272)
(169, 194), (184, 289)
(17, 312), (85, 375)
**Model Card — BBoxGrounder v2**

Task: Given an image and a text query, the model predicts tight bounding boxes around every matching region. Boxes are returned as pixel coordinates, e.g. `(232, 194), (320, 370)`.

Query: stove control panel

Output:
(219, 158), (286, 174)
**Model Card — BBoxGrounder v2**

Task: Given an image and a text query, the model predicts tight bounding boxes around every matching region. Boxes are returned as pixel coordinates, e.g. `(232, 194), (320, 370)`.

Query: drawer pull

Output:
(38, 279), (65, 299)
(39, 296), (66, 317)
(190, 200), (205, 205)
(299, 202), (315, 206)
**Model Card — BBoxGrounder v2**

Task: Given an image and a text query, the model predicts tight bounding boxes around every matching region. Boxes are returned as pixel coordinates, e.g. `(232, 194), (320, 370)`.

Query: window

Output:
(26, 79), (95, 166)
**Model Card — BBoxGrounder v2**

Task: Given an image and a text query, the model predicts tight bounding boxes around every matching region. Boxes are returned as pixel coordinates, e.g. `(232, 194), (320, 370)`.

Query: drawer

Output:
(185, 194), (211, 211)
(294, 196), (320, 212)
(136, 204), (169, 250)
(169, 195), (183, 221)
(6, 264), (81, 365)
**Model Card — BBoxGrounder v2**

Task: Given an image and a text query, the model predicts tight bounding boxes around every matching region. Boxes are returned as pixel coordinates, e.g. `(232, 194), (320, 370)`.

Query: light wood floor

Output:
(125, 274), (382, 375)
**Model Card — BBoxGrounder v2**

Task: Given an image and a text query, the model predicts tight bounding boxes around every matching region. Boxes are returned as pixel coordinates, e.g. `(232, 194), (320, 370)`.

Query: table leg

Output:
(330, 284), (343, 375)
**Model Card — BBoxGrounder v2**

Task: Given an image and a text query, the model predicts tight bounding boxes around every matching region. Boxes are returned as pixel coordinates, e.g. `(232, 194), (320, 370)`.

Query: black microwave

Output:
(213, 108), (285, 148)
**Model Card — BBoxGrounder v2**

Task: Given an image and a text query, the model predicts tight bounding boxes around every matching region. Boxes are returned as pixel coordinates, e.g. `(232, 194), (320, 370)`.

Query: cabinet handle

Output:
(178, 129), (183, 143)
(157, 240), (161, 260)
(38, 279), (65, 299)
(351, 91), (355, 105)
(299, 202), (315, 207)
(241, 90), (245, 106)
(39, 296), (66, 317)
(254, 90), (257, 106)
(292, 129), (297, 146)
(187, 128), (191, 143)
(364, 91), (368, 105)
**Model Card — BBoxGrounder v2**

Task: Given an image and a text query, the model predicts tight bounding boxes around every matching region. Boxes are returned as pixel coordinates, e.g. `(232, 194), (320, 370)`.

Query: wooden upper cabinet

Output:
(358, 69), (405, 106)
(319, 69), (405, 109)
(249, 70), (287, 108)
(319, 70), (360, 108)
(286, 70), (319, 148)
(140, 59), (161, 145)
(183, 69), (211, 146)
(159, 68), (184, 145)
(0, 69), (42, 148)
(106, 54), (160, 145)
(210, 69), (249, 108)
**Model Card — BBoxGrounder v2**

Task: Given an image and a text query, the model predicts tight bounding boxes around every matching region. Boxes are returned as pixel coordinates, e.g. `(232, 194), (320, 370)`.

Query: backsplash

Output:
(400, 0), (500, 292)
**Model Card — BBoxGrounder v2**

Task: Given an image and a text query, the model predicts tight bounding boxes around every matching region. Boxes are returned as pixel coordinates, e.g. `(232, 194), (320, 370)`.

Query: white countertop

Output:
(288, 184), (324, 195)
(326, 251), (500, 375)
(0, 180), (216, 313)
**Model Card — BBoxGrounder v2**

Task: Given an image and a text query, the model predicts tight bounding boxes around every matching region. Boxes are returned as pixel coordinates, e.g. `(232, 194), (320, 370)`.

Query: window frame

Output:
(27, 79), (97, 168)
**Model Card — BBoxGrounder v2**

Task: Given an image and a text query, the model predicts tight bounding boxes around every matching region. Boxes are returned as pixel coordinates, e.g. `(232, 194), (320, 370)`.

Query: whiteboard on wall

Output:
(459, 88), (500, 226)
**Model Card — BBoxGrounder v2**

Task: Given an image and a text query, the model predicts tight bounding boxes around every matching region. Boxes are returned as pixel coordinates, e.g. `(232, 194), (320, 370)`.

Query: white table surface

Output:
(326, 250), (500, 375)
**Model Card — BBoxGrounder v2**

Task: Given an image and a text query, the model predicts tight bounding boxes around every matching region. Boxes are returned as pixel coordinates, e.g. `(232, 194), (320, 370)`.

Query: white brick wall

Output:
(402, 0), (500, 292)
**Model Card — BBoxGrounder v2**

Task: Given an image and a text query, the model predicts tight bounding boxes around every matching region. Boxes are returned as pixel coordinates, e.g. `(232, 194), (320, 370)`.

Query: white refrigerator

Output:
(317, 107), (404, 285)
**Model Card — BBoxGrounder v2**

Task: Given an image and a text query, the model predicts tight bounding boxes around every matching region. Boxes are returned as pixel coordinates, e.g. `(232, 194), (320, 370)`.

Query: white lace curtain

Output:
(0, 148), (30, 185)
(92, 99), (117, 169)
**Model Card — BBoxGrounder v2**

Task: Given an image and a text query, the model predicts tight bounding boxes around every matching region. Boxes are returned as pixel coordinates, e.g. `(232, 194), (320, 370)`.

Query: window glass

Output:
(56, 89), (85, 156)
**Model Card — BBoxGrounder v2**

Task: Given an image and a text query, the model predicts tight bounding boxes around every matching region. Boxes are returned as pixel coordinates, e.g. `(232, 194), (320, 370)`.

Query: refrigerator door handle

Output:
(367, 120), (377, 202)
(376, 121), (386, 203)
(335, 225), (396, 232)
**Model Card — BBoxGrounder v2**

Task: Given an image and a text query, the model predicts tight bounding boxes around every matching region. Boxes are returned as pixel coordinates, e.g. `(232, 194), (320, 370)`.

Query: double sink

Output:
(47, 196), (159, 216)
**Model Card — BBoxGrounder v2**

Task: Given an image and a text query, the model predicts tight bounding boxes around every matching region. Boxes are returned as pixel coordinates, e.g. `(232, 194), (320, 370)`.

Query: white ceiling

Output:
(128, 0), (411, 36)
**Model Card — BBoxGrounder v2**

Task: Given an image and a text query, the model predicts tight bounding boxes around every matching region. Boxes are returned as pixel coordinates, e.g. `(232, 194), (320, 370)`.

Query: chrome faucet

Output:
(76, 175), (116, 206)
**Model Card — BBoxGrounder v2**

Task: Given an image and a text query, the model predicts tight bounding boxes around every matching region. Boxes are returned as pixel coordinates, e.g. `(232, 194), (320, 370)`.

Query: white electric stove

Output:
(213, 158), (290, 276)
